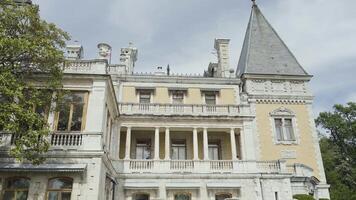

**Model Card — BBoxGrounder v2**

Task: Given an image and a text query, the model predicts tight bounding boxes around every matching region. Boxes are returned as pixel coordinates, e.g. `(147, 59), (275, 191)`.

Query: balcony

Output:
(0, 132), (102, 151)
(113, 159), (287, 174)
(119, 103), (242, 116)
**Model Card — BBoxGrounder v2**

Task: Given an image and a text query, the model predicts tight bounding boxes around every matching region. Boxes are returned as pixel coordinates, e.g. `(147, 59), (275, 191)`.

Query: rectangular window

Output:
(135, 139), (151, 159)
(208, 140), (221, 160)
(205, 93), (216, 105)
(171, 140), (186, 160)
(172, 91), (184, 104)
(56, 91), (88, 132)
(274, 118), (295, 142)
(139, 91), (151, 103)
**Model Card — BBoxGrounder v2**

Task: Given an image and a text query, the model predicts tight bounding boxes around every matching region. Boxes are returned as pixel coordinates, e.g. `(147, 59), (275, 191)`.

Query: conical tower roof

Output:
(237, 3), (309, 76)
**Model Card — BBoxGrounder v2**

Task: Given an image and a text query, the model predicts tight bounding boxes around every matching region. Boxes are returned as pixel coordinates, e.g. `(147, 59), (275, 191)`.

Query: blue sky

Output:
(33, 0), (356, 116)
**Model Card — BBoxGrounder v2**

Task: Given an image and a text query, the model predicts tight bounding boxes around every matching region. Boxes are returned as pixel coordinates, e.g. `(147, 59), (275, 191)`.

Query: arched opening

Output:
(215, 193), (232, 200)
(174, 193), (191, 200)
(133, 193), (149, 200)
(47, 177), (73, 200)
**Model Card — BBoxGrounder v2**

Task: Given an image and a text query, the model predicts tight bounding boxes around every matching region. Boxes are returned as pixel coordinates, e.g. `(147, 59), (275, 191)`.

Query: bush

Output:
(293, 194), (315, 200)
(319, 199), (330, 200)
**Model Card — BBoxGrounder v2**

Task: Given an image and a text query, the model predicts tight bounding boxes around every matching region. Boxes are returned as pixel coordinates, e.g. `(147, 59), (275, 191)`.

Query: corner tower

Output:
(237, 2), (330, 199)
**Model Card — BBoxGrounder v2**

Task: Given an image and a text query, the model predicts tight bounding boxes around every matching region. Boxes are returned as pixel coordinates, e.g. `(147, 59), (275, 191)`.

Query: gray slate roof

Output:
(237, 4), (308, 76)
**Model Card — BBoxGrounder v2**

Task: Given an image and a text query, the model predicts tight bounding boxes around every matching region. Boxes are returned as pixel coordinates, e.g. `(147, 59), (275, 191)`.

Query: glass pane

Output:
(178, 146), (186, 160)
(48, 192), (58, 200)
(16, 191), (28, 200)
(143, 145), (151, 159)
(205, 94), (216, 105)
(57, 104), (71, 131)
(284, 119), (295, 141)
(3, 191), (14, 200)
(61, 192), (71, 200)
(48, 178), (73, 189)
(171, 147), (178, 160)
(7, 178), (30, 189)
(136, 146), (144, 159)
(70, 103), (84, 131)
(274, 119), (283, 141)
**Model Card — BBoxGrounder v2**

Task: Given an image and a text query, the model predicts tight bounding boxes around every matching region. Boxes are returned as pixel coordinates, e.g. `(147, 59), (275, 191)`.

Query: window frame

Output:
(138, 90), (152, 104)
(171, 139), (187, 160)
(54, 91), (89, 132)
(135, 139), (152, 160)
(208, 140), (222, 160)
(204, 92), (217, 105)
(46, 177), (73, 200)
(270, 107), (299, 145)
(3, 177), (30, 200)
(170, 90), (185, 104)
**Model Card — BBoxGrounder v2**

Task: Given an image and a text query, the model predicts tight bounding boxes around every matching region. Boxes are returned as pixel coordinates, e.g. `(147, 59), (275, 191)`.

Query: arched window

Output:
(3, 177), (30, 200)
(47, 177), (73, 200)
(215, 193), (232, 200)
(174, 193), (191, 200)
(133, 193), (149, 200)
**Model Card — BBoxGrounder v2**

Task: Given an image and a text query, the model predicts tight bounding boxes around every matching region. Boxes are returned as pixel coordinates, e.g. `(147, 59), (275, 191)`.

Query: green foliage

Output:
(317, 102), (356, 200)
(0, 0), (69, 164)
(319, 199), (329, 200)
(293, 194), (314, 200)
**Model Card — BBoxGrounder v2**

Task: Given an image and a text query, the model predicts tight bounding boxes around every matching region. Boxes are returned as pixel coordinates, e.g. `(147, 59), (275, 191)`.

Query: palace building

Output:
(0, 2), (330, 200)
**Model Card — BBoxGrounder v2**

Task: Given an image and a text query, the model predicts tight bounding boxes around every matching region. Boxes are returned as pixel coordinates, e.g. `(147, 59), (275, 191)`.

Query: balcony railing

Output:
(63, 60), (108, 74)
(113, 159), (287, 174)
(119, 103), (241, 116)
(0, 132), (102, 151)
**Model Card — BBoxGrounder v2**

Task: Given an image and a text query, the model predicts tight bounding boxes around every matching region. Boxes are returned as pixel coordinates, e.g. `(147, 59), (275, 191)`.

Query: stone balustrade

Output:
(0, 132), (102, 151)
(119, 103), (241, 116)
(287, 163), (314, 177)
(113, 159), (287, 174)
(63, 60), (108, 74)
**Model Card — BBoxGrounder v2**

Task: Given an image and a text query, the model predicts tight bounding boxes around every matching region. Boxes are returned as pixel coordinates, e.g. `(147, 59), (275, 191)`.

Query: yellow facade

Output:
(256, 103), (320, 179)
(121, 86), (236, 105)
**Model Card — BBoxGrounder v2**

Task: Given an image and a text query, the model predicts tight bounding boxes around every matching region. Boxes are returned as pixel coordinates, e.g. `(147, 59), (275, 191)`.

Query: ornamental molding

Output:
(270, 107), (295, 116)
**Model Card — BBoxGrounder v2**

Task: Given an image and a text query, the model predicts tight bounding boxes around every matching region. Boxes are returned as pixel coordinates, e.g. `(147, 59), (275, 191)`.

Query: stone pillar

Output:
(117, 125), (121, 160)
(154, 127), (160, 160)
(240, 128), (246, 159)
(165, 127), (170, 160)
(230, 128), (237, 160)
(193, 128), (199, 160)
(124, 126), (131, 159)
(203, 128), (209, 160)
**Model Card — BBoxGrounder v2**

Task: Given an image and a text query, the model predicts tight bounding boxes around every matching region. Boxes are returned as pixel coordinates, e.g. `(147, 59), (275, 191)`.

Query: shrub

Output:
(293, 194), (315, 200)
(319, 199), (329, 200)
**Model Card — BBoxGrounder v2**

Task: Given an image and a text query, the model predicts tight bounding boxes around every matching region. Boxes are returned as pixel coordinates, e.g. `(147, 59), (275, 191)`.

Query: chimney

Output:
(120, 43), (138, 74)
(214, 39), (231, 78)
(154, 66), (165, 76)
(66, 44), (83, 60)
(97, 43), (112, 62)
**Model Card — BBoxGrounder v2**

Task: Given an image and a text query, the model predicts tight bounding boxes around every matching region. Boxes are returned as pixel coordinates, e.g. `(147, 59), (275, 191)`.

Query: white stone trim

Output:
(306, 104), (327, 183)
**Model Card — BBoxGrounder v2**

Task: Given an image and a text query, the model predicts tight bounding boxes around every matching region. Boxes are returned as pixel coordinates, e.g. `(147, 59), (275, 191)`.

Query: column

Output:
(117, 125), (121, 160)
(164, 127), (170, 160)
(124, 126), (131, 159)
(154, 127), (160, 160)
(240, 128), (246, 160)
(230, 128), (237, 160)
(203, 128), (209, 160)
(193, 128), (199, 160)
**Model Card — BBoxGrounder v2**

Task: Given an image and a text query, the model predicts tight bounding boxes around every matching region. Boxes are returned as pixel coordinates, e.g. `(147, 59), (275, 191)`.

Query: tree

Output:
(0, 0), (69, 164)
(316, 102), (356, 200)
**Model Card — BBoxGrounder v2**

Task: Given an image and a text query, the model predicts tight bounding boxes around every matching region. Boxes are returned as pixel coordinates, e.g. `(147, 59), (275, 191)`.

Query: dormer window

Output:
(270, 107), (298, 144)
